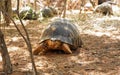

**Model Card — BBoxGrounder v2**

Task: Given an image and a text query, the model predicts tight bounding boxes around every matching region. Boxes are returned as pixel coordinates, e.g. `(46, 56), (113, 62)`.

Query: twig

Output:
(16, 0), (37, 75)
(0, 8), (38, 75)
(16, 10), (38, 75)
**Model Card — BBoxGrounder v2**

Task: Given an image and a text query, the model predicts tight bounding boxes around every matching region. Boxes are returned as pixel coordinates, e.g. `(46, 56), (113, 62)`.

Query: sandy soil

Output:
(0, 13), (120, 75)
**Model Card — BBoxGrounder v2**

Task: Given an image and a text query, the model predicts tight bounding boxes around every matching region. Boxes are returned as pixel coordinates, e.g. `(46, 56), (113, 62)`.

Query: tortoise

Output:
(19, 6), (38, 20)
(33, 18), (83, 55)
(41, 7), (54, 18)
(94, 1), (113, 15)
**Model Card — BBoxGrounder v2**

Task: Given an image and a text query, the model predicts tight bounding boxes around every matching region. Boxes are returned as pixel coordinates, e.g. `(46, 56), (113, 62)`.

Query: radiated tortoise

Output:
(33, 18), (83, 55)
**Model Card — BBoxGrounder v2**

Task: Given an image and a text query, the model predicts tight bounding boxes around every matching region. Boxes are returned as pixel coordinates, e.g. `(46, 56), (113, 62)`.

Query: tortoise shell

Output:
(39, 18), (83, 49)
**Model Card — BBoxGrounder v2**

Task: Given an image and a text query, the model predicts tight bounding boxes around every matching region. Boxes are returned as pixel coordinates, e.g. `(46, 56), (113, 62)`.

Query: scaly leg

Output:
(62, 43), (72, 54)
(33, 43), (46, 55)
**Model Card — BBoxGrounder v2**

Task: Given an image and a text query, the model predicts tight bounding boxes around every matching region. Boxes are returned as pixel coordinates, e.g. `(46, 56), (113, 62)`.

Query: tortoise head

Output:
(45, 39), (62, 49)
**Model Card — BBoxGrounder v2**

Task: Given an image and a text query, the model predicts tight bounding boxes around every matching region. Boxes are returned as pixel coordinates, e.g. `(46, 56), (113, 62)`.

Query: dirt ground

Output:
(0, 12), (120, 75)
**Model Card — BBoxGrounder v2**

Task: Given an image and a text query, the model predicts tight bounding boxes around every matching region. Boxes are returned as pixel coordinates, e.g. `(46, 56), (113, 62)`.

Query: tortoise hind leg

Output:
(62, 43), (72, 54)
(33, 43), (45, 55)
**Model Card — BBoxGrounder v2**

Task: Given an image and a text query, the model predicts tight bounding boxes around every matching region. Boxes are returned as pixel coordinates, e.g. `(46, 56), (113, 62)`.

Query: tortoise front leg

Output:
(33, 43), (47, 55)
(62, 43), (72, 54)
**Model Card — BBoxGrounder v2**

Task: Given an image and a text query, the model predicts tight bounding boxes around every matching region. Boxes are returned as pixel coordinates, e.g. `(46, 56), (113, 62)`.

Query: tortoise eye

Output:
(44, 41), (48, 47)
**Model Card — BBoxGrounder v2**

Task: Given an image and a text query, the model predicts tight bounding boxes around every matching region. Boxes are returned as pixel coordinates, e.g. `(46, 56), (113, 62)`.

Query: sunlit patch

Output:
(111, 36), (120, 40)
(112, 5), (120, 16)
(18, 67), (30, 72)
(78, 61), (96, 65)
(68, 56), (95, 65)
(94, 32), (111, 37)
(25, 63), (32, 70)
(0, 56), (2, 62)
(35, 61), (48, 68)
(8, 46), (20, 52)
(11, 37), (19, 41)
(85, 30), (111, 37)
(96, 16), (120, 21)
(69, 56), (78, 61)
(10, 20), (29, 26)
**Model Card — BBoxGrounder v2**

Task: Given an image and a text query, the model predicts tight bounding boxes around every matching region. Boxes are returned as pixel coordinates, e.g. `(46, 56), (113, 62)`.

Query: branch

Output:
(16, 10), (38, 75)
(16, 0), (37, 75)
(0, 7), (38, 75)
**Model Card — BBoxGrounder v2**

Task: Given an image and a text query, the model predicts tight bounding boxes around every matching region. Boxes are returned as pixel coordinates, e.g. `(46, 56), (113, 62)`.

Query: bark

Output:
(15, 1), (38, 75)
(0, 30), (12, 74)
(1, 3), (38, 74)
(3, 0), (12, 26)
(16, 12), (38, 75)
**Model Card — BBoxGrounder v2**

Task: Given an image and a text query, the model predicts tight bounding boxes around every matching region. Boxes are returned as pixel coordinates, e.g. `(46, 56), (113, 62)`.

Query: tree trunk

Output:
(0, 0), (4, 23)
(0, 30), (12, 74)
(3, 0), (12, 26)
